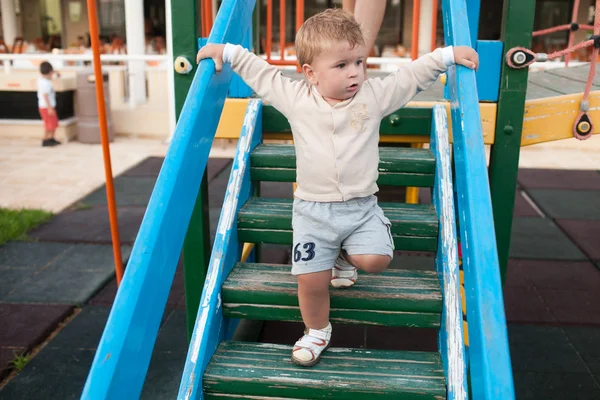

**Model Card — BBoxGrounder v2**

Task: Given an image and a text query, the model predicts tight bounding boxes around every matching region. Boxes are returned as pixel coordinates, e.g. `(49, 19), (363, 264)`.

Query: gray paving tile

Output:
(0, 268), (35, 297)
(154, 310), (188, 352)
(0, 347), (95, 400)
(52, 244), (132, 272)
(508, 325), (588, 373)
(506, 259), (600, 291)
(80, 176), (156, 206)
(514, 190), (541, 217)
(537, 289), (600, 325)
(140, 349), (187, 400)
(503, 286), (557, 323)
(0, 304), (72, 348)
(564, 326), (600, 377)
(2, 264), (114, 305)
(513, 372), (600, 400)
(46, 307), (109, 350)
(527, 189), (600, 219)
(518, 168), (600, 190)
(510, 218), (587, 260)
(556, 219), (600, 260)
(0, 242), (71, 269)
(121, 156), (164, 178)
(122, 156), (231, 183)
(29, 206), (145, 245)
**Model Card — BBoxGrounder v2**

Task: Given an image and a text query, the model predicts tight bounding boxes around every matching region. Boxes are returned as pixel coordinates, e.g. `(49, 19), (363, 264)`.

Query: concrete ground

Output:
(0, 135), (599, 399)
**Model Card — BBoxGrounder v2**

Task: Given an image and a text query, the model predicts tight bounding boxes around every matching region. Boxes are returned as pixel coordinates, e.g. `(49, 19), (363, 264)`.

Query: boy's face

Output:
(303, 41), (366, 102)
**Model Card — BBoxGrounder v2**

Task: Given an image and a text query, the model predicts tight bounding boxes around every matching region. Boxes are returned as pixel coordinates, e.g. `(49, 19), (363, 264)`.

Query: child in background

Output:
(37, 61), (61, 147)
(197, 9), (478, 367)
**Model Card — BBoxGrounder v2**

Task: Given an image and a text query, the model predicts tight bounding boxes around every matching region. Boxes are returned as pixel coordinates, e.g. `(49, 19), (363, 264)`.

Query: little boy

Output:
(197, 9), (478, 367)
(37, 61), (61, 147)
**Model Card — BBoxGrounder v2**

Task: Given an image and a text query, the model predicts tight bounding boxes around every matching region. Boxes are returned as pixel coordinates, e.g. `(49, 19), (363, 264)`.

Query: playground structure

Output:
(80, 0), (599, 399)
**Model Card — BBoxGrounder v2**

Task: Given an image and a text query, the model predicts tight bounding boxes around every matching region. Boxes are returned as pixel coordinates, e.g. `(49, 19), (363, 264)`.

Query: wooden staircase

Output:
(186, 102), (465, 399)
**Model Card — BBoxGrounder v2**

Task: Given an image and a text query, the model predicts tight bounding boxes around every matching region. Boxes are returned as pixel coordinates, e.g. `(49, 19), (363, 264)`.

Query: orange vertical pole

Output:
(206, 0), (214, 36)
(202, 0), (209, 37)
(411, 0), (421, 60)
(267, 0), (273, 61)
(431, 0), (438, 51)
(296, 0), (304, 33)
(279, 0), (286, 60)
(296, 0), (304, 71)
(85, 0), (124, 285)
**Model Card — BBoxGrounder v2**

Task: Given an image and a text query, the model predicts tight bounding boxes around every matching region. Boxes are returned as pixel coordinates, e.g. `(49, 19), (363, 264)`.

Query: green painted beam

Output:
(204, 342), (446, 398)
(171, 0), (210, 340)
(488, 0), (536, 283)
(262, 104), (434, 135)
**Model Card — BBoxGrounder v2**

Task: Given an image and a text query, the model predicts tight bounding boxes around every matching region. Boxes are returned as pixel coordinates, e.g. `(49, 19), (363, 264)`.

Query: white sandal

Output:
(291, 323), (332, 367)
(331, 254), (357, 288)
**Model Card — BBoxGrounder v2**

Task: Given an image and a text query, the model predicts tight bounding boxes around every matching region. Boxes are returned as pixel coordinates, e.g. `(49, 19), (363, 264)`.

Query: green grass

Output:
(0, 208), (53, 246)
(11, 352), (30, 372)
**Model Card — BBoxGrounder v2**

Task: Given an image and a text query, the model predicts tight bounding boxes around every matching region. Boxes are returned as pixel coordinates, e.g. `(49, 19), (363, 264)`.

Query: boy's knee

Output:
(297, 270), (332, 292)
(347, 254), (391, 274)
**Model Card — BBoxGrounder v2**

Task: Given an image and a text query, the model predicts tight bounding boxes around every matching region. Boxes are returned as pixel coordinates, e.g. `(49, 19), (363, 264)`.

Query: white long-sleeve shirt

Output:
(223, 44), (454, 202)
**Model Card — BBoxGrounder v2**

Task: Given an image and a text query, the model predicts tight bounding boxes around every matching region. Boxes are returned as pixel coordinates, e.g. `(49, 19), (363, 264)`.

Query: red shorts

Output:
(39, 107), (58, 131)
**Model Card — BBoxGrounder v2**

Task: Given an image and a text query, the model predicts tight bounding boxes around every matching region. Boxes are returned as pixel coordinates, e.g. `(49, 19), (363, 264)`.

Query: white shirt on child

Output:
(222, 44), (455, 202)
(37, 77), (56, 109)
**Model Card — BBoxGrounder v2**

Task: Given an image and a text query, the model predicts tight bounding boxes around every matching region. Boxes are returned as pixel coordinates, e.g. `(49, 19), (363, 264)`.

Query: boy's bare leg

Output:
(343, 251), (391, 274)
(297, 270), (331, 329)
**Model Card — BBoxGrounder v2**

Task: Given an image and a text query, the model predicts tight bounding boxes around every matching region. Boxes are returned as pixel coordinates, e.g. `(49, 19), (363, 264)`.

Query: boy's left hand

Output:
(453, 46), (479, 71)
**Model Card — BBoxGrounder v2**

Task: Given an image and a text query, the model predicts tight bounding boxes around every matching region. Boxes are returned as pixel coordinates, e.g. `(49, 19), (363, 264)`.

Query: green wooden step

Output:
(250, 144), (436, 187)
(238, 197), (439, 252)
(204, 341), (446, 399)
(222, 263), (442, 327)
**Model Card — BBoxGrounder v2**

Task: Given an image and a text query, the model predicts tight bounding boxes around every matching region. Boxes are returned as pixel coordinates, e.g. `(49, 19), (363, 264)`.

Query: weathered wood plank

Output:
(543, 64), (600, 87)
(237, 197), (438, 251)
(431, 104), (468, 398)
(525, 82), (562, 100)
(251, 144), (435, 173)
(223, 263), (442, 313)
(528, 71), (594, 96)
(238, 197), (438, 237)
(204, 342), (446, 399)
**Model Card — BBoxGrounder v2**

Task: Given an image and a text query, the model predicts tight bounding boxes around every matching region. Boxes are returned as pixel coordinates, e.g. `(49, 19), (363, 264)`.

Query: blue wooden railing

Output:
(177, 99), (262, 400)
(81, 1), (256, 399)
(442, 0), (515, 399)
(431, 105), (468, 400)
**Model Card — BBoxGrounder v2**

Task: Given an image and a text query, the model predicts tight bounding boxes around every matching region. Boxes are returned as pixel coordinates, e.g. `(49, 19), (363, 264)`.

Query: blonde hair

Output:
(295, 8), (364, 66)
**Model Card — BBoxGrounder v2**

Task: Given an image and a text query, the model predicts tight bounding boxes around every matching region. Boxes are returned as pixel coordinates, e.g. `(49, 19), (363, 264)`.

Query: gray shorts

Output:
(291, 195), (395, 275)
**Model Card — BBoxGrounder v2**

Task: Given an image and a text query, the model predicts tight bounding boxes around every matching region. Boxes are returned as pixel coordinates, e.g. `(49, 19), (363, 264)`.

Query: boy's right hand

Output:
(48, 108), (56, 116)
(196, 44), (226, 73)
